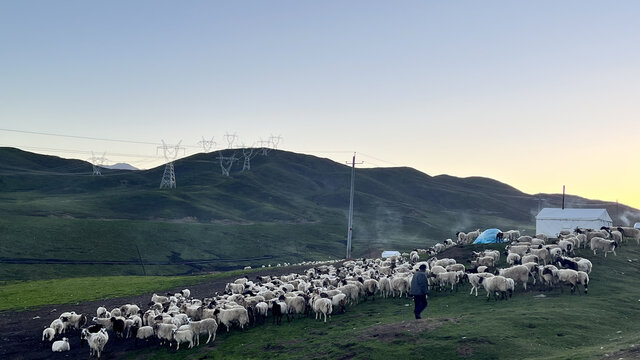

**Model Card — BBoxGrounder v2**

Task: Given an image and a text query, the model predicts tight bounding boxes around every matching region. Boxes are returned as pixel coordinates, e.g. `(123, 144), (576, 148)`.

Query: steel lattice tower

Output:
(158, 140), (184, 189)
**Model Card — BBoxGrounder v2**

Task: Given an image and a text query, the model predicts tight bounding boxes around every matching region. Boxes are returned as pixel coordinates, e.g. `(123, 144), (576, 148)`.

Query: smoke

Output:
(618, 210), (640, 226)
(449, 212), (472, 235)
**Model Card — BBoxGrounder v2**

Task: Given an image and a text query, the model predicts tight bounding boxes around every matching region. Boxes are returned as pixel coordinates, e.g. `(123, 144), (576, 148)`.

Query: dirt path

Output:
(0, 264), (320, 359)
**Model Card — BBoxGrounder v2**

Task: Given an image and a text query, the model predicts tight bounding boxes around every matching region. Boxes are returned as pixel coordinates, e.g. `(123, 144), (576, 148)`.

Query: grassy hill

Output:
(1, 147), (639, 280)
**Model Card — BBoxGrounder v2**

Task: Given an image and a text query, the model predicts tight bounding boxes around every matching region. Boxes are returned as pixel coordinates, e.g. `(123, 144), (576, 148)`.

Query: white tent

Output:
(535, 208), (613, 237)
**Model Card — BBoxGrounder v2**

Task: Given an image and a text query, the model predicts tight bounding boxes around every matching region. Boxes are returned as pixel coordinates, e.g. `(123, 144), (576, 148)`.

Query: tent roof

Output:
(535, 208), (612, 222)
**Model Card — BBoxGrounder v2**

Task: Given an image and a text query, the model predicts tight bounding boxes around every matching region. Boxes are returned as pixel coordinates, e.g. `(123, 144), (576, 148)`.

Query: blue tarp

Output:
(473, 228), (504, 244)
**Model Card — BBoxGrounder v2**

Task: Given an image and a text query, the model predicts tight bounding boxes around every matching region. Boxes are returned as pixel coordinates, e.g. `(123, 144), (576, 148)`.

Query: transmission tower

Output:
(257, 138), (271, 156)
(241, 147), (255, 172)
(268, 135), (282, 149)
(198, 136), (216, 153)
(89, 151), (108, 176)
(217, 152), (238, 177)
(224, 132), (238, 149)
(158, 140), (185, 189)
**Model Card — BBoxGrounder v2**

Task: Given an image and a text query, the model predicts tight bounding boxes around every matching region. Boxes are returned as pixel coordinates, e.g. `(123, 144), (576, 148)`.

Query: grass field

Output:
(3, 241), (639, 359)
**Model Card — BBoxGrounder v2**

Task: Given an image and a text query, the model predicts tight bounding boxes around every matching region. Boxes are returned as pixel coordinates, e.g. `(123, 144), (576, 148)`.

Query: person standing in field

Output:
(410, 263), (429, 319)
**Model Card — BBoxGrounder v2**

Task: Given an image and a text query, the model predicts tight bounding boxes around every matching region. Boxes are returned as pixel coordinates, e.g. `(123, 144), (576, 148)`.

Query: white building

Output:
(535, 208), (613, 237)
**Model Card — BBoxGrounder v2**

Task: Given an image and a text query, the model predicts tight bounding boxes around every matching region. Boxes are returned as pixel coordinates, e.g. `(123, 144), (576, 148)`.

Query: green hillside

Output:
(1, 147), (639, 281)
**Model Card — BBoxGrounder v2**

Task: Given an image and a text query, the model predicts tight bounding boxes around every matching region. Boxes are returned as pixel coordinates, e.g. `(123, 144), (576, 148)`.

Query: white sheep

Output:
(86, 328), (109, 358)
(154, 323), (177, 346)
(436, 271), (463, 292)
(465, 273), (494, 296)
(50, 318), (67, 335)
(498, 265), (532, 291)
(506, 253), (521, 266)
(556, 269), (581, 294)
(479, 275), (512, 300)
(132, 325), (154, 347)
(390, 275), (411, 298)
(312, 296), (333, 323)
(590, 237), (617, 257)
(188, 318), (219, 346)
(521, 254), (539, 264)
(42, 327), (56, 343)
(378, 276), (392, 298)
(96, 306), (108, 318)
(51, 337), (70, 352)
(214, 307), (249, 332)
(173, 328), (194, 350)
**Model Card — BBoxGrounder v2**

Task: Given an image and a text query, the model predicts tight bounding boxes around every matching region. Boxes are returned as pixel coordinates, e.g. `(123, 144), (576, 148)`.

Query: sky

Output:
(1, 1), (639, 209)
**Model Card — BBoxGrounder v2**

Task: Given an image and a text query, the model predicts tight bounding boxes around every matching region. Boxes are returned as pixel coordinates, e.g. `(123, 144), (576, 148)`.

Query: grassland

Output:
(3, 242), (639, 359)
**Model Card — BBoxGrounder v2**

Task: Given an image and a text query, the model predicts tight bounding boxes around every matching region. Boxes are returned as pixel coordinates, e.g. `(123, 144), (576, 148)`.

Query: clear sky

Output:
(1, 1), (639, 209)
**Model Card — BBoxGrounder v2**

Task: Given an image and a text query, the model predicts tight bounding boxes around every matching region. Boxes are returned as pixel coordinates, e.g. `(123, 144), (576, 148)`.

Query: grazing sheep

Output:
(456, 231), (468, 244)
(617, 226), (640, 244)
(506, 244), (530, 256)
(590, 237), (617, 257)
(466, 229), (481, 243)
(558, 240), (574, 256)
(556, 269), (581, 294)
(527, 246), (552, 265)
(521, 254), (539, 264)
(576, 271), (589, 294)
(361, 278), (379, 301)
(188, 318), (218, 346)
(470, 256), (495, 269)
(51, 337), (70, 352)
(506, 253), (521, 266)
(436, 271), (463, 292)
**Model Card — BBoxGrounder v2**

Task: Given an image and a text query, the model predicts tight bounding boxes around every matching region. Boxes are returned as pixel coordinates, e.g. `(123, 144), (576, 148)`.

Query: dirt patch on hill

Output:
(357, 317), (457, 343)
(601, 344), (640, 359)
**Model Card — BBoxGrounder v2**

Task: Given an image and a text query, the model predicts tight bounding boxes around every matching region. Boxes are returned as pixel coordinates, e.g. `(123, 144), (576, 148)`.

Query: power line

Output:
(0, 128), (162, 146)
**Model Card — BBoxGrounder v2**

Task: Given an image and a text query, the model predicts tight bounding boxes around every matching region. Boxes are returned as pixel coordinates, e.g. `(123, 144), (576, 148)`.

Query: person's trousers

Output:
(413, 295), (427, 319)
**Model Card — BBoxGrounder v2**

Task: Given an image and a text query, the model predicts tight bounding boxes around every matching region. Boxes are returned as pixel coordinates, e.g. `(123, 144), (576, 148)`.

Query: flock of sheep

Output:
(40, 225), (640, 357)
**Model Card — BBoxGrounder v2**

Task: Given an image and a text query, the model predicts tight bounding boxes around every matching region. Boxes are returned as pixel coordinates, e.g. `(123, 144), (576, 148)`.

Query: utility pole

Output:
(158, 140), (185, 189)
(346, 153), (363, 259)
(217, 152), (238, 177)
(224, 133), (238, 149)
(241, 147), (254, 172)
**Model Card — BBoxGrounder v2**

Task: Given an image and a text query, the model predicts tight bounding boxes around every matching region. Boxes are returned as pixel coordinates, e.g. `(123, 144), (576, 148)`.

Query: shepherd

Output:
(410, 263), (430, 319)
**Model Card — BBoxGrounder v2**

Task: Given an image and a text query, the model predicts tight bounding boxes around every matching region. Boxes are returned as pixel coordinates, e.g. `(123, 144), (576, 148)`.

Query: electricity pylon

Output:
(198, 136), (216, 153)
(217, 152), (238, 177)
(158, 140), (185, 189)
(89, 151), (107, 176)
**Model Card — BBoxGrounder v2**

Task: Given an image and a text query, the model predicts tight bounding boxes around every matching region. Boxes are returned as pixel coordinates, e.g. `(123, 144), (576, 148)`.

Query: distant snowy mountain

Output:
(102, 163), (138, 171)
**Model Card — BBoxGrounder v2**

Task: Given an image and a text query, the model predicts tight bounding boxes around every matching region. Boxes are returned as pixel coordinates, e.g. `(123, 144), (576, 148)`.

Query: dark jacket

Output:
(409, 270), (429, 296)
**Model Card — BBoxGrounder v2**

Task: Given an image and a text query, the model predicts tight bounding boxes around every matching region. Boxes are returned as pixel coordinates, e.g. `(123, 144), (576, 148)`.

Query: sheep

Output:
(558, 240), (574, 256)
(172, 328), (194, 350)
(254, 302), (269, 324)
(313, 295), (333, 323)
(498, 265), (533, 291)
(225, 283), (245, 294)
(86, 328), (109, 358)
(577, 271), (589, 294)
(445, 264), (465, 273)
(478, 275), (513, 300)
(531, 238), (546, 246)
(96, 306), (108, 319)
(50, 318), (68, 335)
(590, 237), (617, 257)
(390, 275), (411, 298)
(378, 276), (392, 298)
(506, 244), (530, 256)
(42, 327), (56, 345)
(617, 226), (640, 244)
(409, 250), (420, 264)
(151, 293), (170, 305)
(154, 323), (177, 346)
(60, 311), (87, 331)
(527, 246), (551, 265)
(575, 258), (593, 274)
(506, 253), (521, 266)
(435, 271), (463, 292)
(214, 307), (249, 331)
(521, 254), (539, 264)
(188, 318), (218, 346)
(470, 256), (495, 269)
(516, 235), (532, 243)
(131, 325), (154, 347)
(467, 272), (494, 296)
(51, 337), (70, 352)
(181, 289), (191, 298)
(466, 229), (481, 243)
(504, 230), (520, 241)
(284, 294), (307, 318)
(556, 269), (581, 294)
(538, 265), (559, 291)
(456, 231), (468, 244)
(110, 316), (126, 338)
(331, 293), (348, 314)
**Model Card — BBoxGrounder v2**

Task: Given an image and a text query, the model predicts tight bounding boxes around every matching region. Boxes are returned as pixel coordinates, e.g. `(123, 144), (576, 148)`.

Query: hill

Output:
(1, 147), (639, 280)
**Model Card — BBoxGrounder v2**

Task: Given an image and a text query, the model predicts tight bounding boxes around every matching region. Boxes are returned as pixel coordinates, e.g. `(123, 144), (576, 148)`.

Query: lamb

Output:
(498, 265), (532, 291)
(478, 275), (513, 300)
(42, 327), (56, 345)
(131, 325), (154, 347)
(312, 295), (333, 323)
(172, 328), (194, 350)
(50, 318), (67, 335)
(52, 337), (70, 352)
(214, 307), (249, 331)
(590, 237), (617, 257)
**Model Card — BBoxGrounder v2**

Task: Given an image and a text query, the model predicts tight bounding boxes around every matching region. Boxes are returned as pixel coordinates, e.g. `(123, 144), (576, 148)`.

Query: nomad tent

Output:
(473, 228), (504, 244)
(535, 208), (613, 237)
(381, 251), (401, 258)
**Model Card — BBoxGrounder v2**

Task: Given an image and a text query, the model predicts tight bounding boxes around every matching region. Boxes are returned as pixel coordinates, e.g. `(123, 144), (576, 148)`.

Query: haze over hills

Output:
(1, 146), (638, 280)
